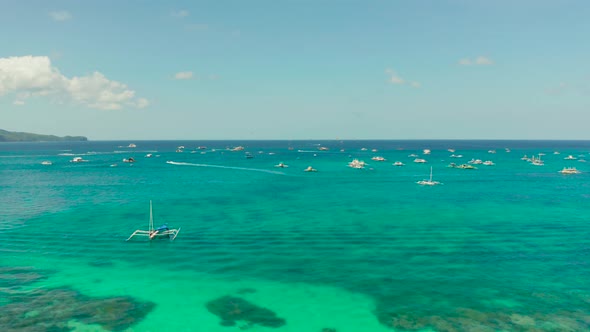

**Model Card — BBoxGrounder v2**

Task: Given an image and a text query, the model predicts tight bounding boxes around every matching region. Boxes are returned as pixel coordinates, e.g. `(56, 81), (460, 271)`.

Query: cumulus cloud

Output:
(171, 10), (189, 18)
(49, 11), (72, 21)
(459, 56), (493, 66)
(174, 71), (194, 80)
(0, 55), (148, 110)
(385, 68), (420, 88)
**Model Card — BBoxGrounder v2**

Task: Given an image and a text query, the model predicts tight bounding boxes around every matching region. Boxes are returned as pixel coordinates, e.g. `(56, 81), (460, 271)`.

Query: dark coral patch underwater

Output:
(0, 266), (155, 332)
(206, 295), (286, 328)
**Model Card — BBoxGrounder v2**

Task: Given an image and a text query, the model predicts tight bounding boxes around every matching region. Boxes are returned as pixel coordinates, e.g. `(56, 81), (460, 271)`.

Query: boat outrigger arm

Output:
(126, 201), (181, 241)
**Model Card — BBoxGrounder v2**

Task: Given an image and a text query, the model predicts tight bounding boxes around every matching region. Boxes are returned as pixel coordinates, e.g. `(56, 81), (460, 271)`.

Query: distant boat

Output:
(450, 154), (463, 158)
(408, 154), (418, 157)
(554, 151), (560, 155)
(559, 167), (581, 175)
(393, 161), (404, 166)
(371, 156), (386, 161)
(530, 155), (544, 166)
(413, 158), (427, 163)
(231, 146), (244, 151)
(274, 162), (288, 168)
(361, 148), (368, 151)
(348, 159), (366, 169)
(448, 149), (456, 153)
(245, 152), (254, 159)
(70, 157), (87, 163)
(123, 157), (135, 163)
(304, 166), (317, 172)
(318, 147), (329, 151)
(483, 161), (495, 166)
(128, 143), (137, 148)
(41, 161), (52, 165)
(449, 163), (476, 169)
(423, 149), (431, 155)
(417, 167), (441, 186)
(564, 155), (577, 160)
(145, 154), (153, 158)
(488, 150), (496, 154)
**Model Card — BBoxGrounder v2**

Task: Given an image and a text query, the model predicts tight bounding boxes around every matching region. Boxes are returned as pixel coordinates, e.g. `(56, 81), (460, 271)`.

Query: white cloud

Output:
(174, 71), (194, 80)
(459, 56), (493, 66)
(171, 10), (189, 18)
(0, 55), (148, 110)
(49, 11), (72, 21)
(385, 68), (419, 88)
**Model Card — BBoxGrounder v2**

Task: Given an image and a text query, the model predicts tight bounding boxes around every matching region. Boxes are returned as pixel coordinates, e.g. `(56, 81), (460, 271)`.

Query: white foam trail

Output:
(166, 161), (286, 175)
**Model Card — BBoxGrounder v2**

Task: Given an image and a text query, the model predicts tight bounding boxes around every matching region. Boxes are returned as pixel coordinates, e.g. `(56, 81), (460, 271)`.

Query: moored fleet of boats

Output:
(41, 146), (586, 182)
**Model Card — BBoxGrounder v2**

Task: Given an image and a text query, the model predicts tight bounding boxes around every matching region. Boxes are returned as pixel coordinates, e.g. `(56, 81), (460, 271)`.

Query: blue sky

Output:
(1, 0), (589, 140)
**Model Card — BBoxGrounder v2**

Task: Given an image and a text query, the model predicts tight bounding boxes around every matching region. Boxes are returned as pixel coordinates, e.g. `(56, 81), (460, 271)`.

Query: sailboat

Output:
(126, 201), (181, 241)
(417, 167), (441, 186)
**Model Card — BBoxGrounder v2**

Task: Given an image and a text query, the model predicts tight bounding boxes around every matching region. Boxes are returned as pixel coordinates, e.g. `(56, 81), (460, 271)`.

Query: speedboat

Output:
(559, 167), (581, 174)
(393, 161), (404, 166)
(483, 161), (495, 166)
(408, 154), (418, 158)
(554, 151), (560, 155)
(274, 162), (288, 168)
(304, 166), (317, 172)
(128, 143), (137, 148)
(371, 149), (378, 152)
(448, 149), (455, 153)
(318, 147), (329, 151)
(371, 156), (386, 161)
(70, 157), (88, 163)
(468, 159), (483, 165)
(41, 161), (52, 165)
(145, 153), (153, 158)
(231, 146), (245, 151)
(413, 158), (427, 163)
(123, 157), (135, 163)
(450, 154), (463, 158)
(488, 150), (496, 154)
(361, 148), (368, 151)
(423, 149), (431, 155)
(564, 155), (577, 160)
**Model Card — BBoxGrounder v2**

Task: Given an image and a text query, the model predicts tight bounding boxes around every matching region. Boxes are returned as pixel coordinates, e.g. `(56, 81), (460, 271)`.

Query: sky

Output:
(0, 0), (589, 140)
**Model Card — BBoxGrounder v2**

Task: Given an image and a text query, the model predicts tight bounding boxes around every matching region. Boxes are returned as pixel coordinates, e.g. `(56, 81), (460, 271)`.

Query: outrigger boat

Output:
(126, 201), (180, 241)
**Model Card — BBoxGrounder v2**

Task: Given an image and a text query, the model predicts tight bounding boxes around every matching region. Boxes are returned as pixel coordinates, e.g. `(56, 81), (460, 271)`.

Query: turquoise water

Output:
(2, 140), (590, 331)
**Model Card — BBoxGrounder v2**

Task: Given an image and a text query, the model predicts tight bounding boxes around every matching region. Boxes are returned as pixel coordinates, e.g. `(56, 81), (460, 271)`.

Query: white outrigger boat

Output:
(126, 201), (180, 241)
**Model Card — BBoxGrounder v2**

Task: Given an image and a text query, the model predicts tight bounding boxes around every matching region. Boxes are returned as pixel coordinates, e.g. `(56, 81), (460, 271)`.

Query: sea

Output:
(1, 140), (590, 332)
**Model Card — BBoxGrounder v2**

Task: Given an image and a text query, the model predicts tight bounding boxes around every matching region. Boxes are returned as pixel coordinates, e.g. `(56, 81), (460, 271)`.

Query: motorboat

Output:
(70, 157), (88, 163)
(371, 156), (386, 162)
(304, 166), (317, 172)
(274, 162), (288, 168)
(449, 163), (476, 169)
(414, 158), (427, 163)
(318, 147), (329, 151)
(488, 150), (496, 154)
(408, 154), (418, 157)
(450, 154), (463, 158)
(123, 157), (135, 163)
(468, 159), (483, 165)
(128, 143), (137, 148)
(41, 161), (52, 165)
(564, 155), (577, 160)
(145, 154), (153, 158)
(361, 148), (368, 151)
(448, 149), (455, 153)
(423, 149), (431, 155)
(393, 161), (405, 166)
(554, 151), (560, 155)
(231, 146), (245, 151)
(483, 161), (495, 166)
(559, 167), (581, 174)
(371, 149), (378, 152)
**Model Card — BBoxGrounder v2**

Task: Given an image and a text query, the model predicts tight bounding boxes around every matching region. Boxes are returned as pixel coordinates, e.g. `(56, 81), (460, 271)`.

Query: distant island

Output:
(0, 129), (88, 142)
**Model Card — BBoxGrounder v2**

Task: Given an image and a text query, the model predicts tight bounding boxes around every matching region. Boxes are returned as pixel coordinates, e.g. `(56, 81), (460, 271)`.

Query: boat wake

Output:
(166, 161), (287, 175)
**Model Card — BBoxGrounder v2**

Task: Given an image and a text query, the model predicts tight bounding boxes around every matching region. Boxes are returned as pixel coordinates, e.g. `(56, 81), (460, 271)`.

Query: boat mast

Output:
(149, 200), (154, 232)
(429, 167), (433, 182)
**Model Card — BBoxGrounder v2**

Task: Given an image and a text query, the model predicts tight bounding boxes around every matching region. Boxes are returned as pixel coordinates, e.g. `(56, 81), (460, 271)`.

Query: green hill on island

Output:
(0, 129), (88, 142)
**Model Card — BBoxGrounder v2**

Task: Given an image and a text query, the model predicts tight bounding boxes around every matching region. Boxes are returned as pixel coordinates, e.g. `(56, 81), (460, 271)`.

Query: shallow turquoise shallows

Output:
(2, 140), (590, 332)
